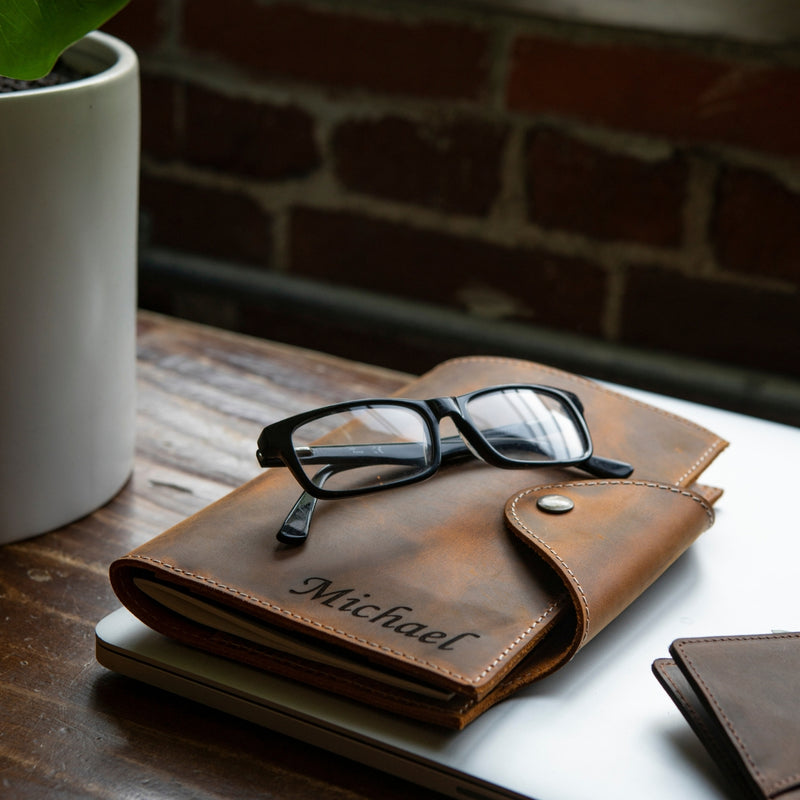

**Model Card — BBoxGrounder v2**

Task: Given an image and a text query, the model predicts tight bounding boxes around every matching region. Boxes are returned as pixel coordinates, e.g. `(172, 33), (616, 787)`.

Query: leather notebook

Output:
(653, 633), (800, 800)
(109, 356), (728, 728)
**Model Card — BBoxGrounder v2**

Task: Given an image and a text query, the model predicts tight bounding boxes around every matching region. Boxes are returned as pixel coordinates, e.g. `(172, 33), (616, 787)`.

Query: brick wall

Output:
(105, 0), (800, 381)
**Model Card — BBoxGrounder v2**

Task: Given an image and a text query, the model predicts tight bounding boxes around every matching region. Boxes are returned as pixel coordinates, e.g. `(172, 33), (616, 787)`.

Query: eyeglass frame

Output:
(256, 383), (634, 502)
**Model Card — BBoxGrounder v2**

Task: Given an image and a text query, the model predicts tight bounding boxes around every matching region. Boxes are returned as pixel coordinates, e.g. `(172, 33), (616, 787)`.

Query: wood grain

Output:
(0, 312), (450, 799)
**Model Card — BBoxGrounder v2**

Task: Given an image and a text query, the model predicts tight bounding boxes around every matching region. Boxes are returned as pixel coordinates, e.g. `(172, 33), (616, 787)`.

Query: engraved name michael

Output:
(289, 576), (481, 651)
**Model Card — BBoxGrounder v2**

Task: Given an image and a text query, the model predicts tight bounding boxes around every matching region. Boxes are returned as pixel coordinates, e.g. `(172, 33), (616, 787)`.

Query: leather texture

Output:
(110, 356), (728, 728)
(506, 480), (716, 673)
(653, 633), (800, 800)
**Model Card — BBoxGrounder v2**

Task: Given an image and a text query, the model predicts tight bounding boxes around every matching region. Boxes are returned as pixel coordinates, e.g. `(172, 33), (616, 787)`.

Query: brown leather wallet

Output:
(653, 633), (800, 800)
(109, 356), (728, 728)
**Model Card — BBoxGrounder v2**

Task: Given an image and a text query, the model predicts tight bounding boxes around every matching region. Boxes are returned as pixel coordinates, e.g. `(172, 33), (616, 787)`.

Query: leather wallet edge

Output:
(652, 657), (755, 797)
(655, 633), (800, 800)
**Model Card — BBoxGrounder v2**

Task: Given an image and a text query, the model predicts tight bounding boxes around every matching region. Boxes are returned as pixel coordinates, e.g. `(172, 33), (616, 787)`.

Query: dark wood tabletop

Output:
(1, 312), (450, 799)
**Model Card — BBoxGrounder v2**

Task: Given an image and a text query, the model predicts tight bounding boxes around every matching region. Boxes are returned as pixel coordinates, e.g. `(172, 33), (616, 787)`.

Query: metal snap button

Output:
(536, 494), (574, 514)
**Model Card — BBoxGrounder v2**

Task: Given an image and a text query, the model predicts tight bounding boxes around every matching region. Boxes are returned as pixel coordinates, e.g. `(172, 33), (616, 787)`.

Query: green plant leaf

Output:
(0, 0), (131, 80)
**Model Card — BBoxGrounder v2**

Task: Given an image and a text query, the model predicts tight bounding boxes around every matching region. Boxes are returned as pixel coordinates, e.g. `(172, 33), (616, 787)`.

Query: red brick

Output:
(140, 175), (272, 265)
(507, 34), (800, 157)
(621, 267), (800, 377)
(289, 207), (607, 336)
(102, 0), (164, 52)
(525, 129), (687, 246)
(183, 1), (490, 100)
(712, 166), (800, 284)
(183, 84), (321, 180)
(332, 115), (508, 216)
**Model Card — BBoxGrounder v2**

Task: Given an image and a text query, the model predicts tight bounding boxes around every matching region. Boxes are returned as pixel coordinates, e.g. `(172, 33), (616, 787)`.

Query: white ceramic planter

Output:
(0, 32), (139, 544)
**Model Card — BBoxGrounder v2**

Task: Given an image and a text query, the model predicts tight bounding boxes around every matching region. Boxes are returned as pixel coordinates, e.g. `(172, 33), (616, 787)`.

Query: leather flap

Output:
(505, 480), (715, 668)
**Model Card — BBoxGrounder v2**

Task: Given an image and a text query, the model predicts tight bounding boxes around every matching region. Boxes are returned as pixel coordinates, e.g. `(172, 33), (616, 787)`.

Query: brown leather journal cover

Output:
(653, 633), (800, 800)
(110, 357), (728, 728)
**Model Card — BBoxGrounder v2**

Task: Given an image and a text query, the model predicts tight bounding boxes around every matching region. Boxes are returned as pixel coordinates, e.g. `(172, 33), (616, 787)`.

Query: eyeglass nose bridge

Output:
(425, 396), (460, 420)
(425, 395), (497, 464)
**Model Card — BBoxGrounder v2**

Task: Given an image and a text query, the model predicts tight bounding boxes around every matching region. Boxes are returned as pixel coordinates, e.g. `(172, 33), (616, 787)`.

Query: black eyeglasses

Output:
(256, 384), (633, 545)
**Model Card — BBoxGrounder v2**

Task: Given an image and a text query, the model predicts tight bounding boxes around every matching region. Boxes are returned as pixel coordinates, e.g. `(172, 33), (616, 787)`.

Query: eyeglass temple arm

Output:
(275, 441), (473, 544)
(265, 438), (632, 478)
(257, 442), (443, 469)
(277, 464), (340, 545)
(256, 436), (472, 469)
(583, 455), (633, 479)
(276, 447), (631, 547)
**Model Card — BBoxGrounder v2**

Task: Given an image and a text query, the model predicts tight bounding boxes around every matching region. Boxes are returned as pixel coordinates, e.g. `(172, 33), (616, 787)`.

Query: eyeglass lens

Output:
(288, 388), (589, 495)
(465, 387), (588, 463)
(290, 404), (435, 494)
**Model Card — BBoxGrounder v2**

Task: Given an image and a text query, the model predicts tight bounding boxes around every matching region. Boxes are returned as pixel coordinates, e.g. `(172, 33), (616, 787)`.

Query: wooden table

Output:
(1, 312), (449, 799)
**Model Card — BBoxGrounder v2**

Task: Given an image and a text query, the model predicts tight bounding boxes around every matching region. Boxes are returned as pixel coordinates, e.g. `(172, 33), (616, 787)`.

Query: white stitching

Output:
(126, 554), (560, 686)
(508, 491), (592, 643)
(473, 600), (563, 681)
(507, 480), (716, 643)
(432, 356), (728, 486)
(676, 634), (800, 793)
(674, 443), (724, 487)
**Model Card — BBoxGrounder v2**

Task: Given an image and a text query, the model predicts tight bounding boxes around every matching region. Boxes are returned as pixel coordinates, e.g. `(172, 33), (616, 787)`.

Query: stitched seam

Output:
(507, 480), (716, 643)
(673, 442), (725, 487)
(514, 479), (714, 527)
(677, 635), (800, 793)
(436, 356), (727, 486)
(657, 664), (718, 746)
(508, 490), (592, 642)
(126, 554), (559, 686)
(472, 599), (563, 681)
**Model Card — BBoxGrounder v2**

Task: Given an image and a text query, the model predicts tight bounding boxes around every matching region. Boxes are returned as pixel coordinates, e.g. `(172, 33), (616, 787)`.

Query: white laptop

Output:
(96, 387), (800, 800)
